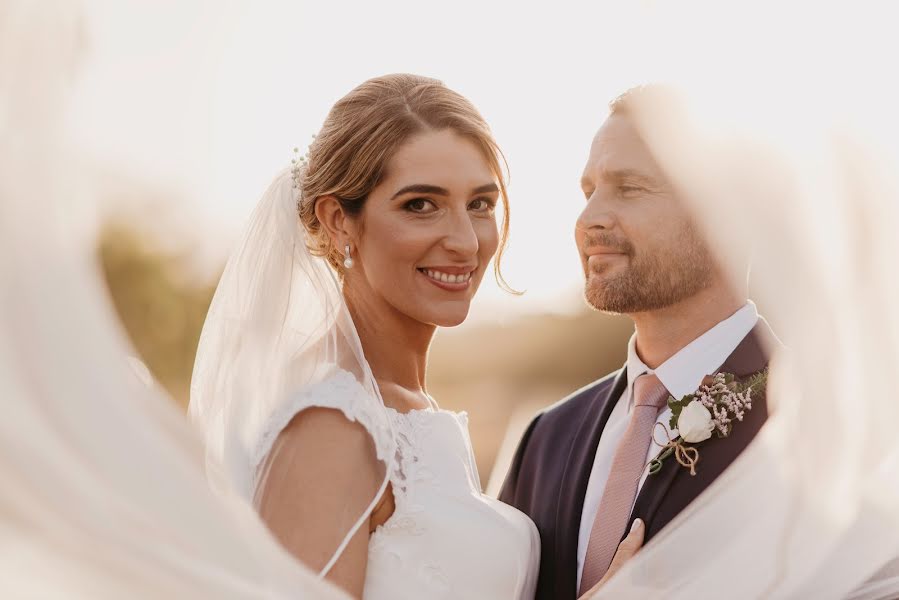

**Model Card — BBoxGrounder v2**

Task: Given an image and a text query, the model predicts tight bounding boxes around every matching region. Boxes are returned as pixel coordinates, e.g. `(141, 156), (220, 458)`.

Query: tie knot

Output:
(633, 373), (670, 410)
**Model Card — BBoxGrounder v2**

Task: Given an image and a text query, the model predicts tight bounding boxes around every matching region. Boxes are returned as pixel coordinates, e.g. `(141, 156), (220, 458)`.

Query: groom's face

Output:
(576, 113), (715, 315)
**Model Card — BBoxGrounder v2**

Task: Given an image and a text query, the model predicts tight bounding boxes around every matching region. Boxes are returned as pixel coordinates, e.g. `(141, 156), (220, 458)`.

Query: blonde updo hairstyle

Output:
(298, 73), (513, 290)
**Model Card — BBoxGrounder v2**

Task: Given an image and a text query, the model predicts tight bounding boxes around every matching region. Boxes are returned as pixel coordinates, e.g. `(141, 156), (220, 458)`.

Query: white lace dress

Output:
(254, 370), (540, 600)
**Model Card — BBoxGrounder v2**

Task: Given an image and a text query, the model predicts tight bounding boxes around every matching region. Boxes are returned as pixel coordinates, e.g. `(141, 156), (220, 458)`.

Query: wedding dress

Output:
(257, 370), (539, 599)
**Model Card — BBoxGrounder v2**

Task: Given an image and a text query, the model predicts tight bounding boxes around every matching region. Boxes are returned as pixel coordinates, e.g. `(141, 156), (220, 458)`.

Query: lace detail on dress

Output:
(368, 410), (466, 531)
(390, 410), (440, 499)
(250, 369), (396, 486)
(362, 407), (536, 600)
(367, 409), (459, 596)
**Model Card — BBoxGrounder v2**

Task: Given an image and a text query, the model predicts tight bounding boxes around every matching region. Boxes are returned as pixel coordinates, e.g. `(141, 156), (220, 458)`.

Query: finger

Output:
(583, 520), (647, 598)
(607, 518), (645, 573)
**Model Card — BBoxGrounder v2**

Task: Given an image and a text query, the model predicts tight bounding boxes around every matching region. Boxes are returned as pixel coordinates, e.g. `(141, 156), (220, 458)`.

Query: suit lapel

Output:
(554, 367), (628, 599)
(627, 319), (776, 541)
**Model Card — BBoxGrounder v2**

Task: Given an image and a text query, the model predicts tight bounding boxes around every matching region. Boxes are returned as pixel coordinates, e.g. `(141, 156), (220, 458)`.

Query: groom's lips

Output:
(584, 246), (627, 257)
(585, 247), (628, 272)
(584, 248), (627, 261)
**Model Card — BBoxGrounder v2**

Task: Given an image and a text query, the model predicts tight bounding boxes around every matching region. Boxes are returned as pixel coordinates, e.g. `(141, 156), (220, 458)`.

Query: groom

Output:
(499, 85), (777, 599)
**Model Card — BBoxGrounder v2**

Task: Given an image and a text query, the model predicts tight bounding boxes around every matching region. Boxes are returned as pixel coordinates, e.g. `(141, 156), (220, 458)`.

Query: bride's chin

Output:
(425, 304), (472, 328)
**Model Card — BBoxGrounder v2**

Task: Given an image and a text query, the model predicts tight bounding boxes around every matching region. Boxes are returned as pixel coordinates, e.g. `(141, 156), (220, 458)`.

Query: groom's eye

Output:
(618, 184), (644, 196)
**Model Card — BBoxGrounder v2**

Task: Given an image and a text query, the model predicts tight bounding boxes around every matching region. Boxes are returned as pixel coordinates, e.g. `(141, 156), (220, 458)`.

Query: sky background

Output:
(67, 1), (897, 321)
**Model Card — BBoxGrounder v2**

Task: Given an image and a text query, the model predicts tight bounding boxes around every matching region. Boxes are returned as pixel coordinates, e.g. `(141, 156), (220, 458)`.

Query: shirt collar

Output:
(625, 301), (759, 407)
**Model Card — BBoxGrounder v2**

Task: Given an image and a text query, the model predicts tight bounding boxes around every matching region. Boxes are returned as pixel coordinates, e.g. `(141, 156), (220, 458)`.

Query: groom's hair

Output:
(605, 83), (700, 173)
(608, 83), (692, 125)
(607, 82), (790, 193)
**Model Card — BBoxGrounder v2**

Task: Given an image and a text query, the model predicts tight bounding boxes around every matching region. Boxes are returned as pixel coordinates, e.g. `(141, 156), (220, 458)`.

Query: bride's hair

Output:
(298, 73), (512, 289)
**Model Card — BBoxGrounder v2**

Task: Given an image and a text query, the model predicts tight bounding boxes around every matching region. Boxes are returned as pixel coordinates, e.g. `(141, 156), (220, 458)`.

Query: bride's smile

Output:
(417, 266), (476, 291)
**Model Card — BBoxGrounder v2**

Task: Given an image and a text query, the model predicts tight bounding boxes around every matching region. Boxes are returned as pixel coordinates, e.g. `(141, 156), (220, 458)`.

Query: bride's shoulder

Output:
(279, 368), (389, 434)
(253, 369), (394, 472)
(290, 368), (371, 408)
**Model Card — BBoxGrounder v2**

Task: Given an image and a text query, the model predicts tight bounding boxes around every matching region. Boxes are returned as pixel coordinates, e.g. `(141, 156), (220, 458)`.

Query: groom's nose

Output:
(576, 191), (616, 233)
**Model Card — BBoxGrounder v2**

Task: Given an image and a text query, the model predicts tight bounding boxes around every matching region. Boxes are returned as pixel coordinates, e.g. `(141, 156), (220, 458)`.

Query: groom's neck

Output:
(629, 283), (746, 369)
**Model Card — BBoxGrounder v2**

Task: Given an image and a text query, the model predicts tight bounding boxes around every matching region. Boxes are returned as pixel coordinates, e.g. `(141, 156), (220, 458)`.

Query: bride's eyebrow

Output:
(471, 183), (499, 195)
(391, 184), (449, 199)
(391, 182), (498, 199)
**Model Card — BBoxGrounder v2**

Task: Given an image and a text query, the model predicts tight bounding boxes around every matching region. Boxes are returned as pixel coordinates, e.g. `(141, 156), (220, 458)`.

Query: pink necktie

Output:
(579, 373), (670, 595)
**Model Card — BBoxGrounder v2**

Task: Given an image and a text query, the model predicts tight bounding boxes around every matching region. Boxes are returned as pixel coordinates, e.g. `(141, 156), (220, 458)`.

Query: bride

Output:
(189, 74), (540, 599)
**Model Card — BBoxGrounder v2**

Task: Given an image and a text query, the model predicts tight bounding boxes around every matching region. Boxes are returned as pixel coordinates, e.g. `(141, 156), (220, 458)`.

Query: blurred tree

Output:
(97, 221), (217, 407)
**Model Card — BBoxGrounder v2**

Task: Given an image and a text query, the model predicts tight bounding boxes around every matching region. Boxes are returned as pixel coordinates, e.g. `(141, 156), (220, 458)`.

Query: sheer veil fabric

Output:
(0, 2), (345, 598)
(188, 167), (397, 576)
(592, 80), (899, 598)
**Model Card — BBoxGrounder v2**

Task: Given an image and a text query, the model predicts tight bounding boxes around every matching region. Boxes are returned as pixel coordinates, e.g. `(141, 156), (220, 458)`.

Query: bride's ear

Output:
(314, 195), (355, 252)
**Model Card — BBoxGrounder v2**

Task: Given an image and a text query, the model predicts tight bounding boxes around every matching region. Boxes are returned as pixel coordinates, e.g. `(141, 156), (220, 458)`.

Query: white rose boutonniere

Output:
(648, 369), (768, 476)
(677, 400), (715, 443)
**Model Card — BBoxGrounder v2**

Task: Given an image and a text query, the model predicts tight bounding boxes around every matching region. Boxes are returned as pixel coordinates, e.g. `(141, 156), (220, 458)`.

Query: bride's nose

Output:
(442, 211), (479, 256)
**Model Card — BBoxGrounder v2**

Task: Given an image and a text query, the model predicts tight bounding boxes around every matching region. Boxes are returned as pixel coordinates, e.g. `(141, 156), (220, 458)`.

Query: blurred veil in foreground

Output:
(1, 1), (898, 599)
(0, 2), (345, 598)
(594, 4), (899, 598)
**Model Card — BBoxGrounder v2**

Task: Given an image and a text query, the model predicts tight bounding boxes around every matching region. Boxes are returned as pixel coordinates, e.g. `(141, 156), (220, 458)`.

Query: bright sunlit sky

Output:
(68, 1), (896, 320)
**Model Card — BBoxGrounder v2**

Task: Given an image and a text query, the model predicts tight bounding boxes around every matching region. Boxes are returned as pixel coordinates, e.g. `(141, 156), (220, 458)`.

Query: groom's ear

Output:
(314, 194), (356, 252)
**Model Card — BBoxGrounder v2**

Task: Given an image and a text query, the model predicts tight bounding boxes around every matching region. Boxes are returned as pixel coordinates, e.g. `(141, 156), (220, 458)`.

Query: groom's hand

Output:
(582, 519), (645, 598)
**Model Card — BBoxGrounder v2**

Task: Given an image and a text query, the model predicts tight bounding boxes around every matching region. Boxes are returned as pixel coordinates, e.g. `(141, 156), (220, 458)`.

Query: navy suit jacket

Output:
(499, 320), (776, 600)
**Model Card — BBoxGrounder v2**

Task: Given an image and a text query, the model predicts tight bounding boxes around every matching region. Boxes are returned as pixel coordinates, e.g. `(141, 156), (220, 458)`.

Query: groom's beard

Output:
(583, 224), (715, 314)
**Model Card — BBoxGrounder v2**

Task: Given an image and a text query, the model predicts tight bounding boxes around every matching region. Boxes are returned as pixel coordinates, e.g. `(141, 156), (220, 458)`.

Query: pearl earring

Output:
(343, 244), (354, 269)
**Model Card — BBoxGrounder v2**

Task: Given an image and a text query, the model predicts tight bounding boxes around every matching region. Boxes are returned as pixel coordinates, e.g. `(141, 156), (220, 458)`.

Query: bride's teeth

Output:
(421, 269), (471, 284)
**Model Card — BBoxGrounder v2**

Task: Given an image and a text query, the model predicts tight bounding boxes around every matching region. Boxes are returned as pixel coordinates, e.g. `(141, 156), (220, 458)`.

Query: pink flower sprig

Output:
(692, 372), (757, 437)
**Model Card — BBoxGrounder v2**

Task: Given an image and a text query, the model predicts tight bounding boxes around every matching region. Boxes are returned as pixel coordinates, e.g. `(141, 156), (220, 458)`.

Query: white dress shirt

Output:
(575, 302), (759, 590)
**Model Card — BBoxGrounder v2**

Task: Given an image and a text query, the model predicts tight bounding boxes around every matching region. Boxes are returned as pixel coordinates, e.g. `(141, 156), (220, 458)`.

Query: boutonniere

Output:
(648, 369), (768, 476)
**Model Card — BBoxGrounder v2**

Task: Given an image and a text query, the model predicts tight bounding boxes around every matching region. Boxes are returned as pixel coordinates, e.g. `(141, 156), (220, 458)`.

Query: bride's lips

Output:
(417, 266), (476, 292)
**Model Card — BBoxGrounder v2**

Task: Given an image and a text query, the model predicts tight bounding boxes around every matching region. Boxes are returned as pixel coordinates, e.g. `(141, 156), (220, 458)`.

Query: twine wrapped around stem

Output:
(647, 423), (699, 476)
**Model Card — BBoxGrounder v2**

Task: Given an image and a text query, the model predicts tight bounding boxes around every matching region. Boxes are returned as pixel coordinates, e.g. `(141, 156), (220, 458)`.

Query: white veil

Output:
(0, 2), (346, 597)
(593, 80), (899, 598)
(188, 166), (396, 574)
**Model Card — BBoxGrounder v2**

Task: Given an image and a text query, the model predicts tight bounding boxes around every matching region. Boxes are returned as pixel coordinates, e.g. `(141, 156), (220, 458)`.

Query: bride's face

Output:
(348, 129), (500, 327)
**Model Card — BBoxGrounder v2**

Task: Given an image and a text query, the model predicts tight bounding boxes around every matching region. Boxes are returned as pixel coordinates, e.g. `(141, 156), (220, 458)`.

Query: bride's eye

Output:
(404, 198), (437, 213)
(469, 197), (496, 213)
